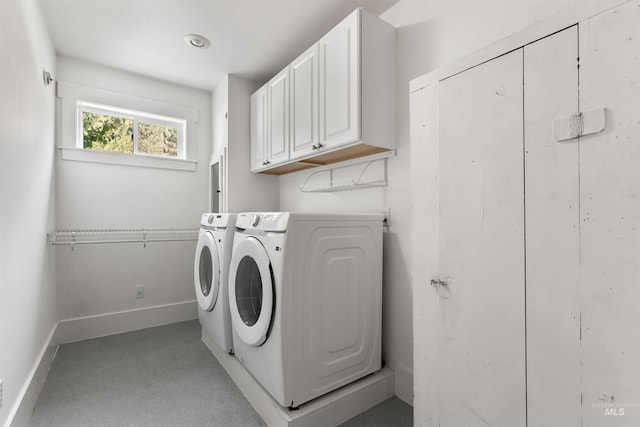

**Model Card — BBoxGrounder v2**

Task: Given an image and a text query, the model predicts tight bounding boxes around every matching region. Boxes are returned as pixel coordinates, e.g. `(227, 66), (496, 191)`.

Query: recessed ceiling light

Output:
(184, 34), (211, 49)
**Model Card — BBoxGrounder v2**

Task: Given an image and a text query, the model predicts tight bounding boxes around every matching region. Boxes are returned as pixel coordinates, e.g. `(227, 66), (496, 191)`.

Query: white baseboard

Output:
(7, 325), (59, 427)
(201, 329), (395, 427)
(394, 364), (414, 406)
(56, 300), (198, 344)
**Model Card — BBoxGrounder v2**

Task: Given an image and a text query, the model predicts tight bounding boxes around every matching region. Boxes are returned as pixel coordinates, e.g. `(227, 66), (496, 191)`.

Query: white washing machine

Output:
(194, 213), (236, 354)
(228, 212), (382, 408)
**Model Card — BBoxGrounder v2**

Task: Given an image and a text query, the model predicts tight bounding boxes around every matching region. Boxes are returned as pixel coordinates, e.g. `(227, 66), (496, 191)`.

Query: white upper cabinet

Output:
(251, 8), (396, 174)
(268, 67), (290, 166)
(251, 68), (290, 172)
(318, 10), (360, 149)
(250, 85), (268, 171)
(290, 44), (319, 160)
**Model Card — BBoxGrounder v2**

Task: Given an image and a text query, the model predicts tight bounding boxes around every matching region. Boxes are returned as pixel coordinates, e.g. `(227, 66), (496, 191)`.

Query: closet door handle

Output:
(430, 279), (448, 288)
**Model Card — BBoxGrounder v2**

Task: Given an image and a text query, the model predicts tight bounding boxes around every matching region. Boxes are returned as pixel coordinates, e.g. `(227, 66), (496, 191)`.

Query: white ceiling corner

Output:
(40, 0), (400, 92)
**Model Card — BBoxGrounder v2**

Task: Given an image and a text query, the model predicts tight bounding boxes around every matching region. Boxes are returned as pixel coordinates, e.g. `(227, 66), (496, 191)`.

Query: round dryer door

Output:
(194, 231), (221, 311)
(228, 237), (274, 347)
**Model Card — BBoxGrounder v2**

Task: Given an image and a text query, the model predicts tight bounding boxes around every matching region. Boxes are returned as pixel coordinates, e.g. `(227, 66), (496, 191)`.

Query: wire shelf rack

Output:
(299, 150), (393, 193)
(48, 228), (199, 249)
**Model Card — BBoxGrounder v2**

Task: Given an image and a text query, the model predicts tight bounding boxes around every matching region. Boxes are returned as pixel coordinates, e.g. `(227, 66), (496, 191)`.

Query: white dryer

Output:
(228, 212), (382, 409)
(194, 213), (236, 354)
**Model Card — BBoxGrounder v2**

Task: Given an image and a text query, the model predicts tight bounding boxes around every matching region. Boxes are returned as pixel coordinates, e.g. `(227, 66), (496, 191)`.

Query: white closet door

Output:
(268, 67), (290, 165)
(579, 3), (640, 425)
(409, 82), (440, 427)
(290, 44), (319, 160)
(524, 27), (582, 427)
(318, 10), (360, 149)
(438, 49), (526, 427)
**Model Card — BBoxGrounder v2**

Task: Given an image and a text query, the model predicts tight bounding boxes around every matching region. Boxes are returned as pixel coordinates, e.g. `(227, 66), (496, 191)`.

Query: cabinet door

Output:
(268, 67), (290, 166)
(290, 44), (319, 160)
(438, 49), (525, 427)
(318, 9), (360, 150)
(579, 3), (640, 425)
(250, 85), (268, 171)
(524, 27), (581, 427)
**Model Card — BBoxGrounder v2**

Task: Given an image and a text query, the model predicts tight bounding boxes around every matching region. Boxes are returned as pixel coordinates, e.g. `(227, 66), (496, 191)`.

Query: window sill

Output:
(59, 147), (197, 171)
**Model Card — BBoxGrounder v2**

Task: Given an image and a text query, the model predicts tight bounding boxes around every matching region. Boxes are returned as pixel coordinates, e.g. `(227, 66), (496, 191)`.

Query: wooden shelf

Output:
(259, 144), (391, 175)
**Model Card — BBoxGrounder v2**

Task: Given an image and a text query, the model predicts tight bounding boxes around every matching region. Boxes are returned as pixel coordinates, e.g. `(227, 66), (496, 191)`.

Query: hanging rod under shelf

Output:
(48, 228), (199, 248)
(299, 151), (393, 193)
(301, 180), (388, 193)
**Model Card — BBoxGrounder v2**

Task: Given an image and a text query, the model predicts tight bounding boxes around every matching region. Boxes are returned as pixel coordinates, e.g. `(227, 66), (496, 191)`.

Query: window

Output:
(58, 80), (198, 171)
(78, 102), (187, 159)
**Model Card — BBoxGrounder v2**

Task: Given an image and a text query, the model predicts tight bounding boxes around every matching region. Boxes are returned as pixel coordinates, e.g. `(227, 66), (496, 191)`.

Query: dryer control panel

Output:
(236, 212), (289, 232)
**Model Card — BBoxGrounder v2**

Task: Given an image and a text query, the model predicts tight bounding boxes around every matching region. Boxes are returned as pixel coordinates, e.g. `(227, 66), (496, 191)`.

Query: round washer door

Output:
(228, 237), (274, 347)
(194, 231), (221, 311)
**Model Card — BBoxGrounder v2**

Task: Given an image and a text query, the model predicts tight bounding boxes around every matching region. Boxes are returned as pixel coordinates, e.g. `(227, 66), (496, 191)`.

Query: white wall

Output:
(211, 75), (279, 213)
(379, 0), (590, 422)
(54, 56), (211, 336)
(0, 1), (57, 425)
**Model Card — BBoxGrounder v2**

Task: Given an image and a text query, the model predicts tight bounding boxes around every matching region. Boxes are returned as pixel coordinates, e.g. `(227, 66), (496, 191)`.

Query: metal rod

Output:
(50, 238), (197, 246)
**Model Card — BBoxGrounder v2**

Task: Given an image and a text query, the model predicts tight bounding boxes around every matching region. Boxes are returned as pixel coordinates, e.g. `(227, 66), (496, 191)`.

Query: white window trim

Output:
(57, 81), (198, 171)
(59, 147), (197, 171)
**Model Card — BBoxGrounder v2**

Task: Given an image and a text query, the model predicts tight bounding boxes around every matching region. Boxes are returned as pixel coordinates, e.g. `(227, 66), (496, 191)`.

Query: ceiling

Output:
(40, 0), (399, 92)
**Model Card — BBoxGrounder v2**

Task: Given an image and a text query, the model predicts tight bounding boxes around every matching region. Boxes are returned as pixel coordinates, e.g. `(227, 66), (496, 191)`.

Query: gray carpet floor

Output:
(30, 320), (412, 427)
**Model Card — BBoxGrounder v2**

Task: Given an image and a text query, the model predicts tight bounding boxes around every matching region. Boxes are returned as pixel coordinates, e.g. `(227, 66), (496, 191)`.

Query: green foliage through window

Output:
(138, 122), (178, 156)
(83, 112), (134, 153)
(80, 103), (185, 158)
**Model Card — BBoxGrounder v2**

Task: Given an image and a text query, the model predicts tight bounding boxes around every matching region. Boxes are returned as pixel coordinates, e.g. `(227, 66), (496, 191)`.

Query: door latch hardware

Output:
(430, 279), (448, 288)
(553, 107), (605, 141)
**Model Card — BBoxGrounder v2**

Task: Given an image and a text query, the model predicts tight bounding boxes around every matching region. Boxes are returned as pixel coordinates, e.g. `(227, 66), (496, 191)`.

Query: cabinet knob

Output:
(317, 143), (324, 149)
(312, 145), (318, 150)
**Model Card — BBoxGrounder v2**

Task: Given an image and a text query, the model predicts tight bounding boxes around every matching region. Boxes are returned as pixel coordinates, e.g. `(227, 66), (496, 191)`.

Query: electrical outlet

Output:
(1, 379), (3, 410)
(136, 284), (144, 299)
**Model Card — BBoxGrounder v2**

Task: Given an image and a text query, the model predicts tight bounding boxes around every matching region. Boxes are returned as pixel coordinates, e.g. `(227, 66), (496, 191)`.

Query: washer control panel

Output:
(200, 213), (234, 228)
